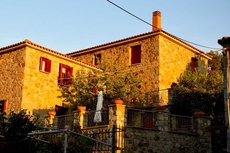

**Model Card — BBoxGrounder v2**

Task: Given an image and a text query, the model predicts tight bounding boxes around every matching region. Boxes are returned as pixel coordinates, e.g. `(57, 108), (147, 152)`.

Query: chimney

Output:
(152, 10), (162, 32)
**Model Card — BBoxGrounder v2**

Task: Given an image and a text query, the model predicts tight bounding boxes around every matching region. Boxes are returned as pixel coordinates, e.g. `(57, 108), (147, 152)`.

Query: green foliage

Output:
(58, 60), (146, 110)
(0, 111), (94, 152)
(0, 110), (42, 153)
(169, 56), (225, 125)
(208, 51), (223, 71)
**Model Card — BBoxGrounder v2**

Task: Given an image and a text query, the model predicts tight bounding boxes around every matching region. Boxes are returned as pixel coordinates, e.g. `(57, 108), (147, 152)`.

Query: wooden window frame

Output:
(131, 45), (141, 65)
(58, 64), (73, 85)
(94, 53), (101, 65)
(39, 57), (51, 73)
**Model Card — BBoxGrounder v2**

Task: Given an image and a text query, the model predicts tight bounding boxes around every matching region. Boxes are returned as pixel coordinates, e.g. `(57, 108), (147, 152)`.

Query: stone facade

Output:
(68, 33), (211, 106)
(0, 48), (26, 113)
(0, 40), (98, 119)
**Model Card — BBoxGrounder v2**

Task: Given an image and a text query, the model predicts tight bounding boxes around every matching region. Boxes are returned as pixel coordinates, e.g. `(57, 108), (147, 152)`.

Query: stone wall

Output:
(123, 109), (211, 153)
(22, 46), (95, 118)
(74, 104), (211, 153)
(72, 34), (209, 106)
(73, 36), (160, 96)
(0, 45), (96, 120)
(0, 48), (26, 112)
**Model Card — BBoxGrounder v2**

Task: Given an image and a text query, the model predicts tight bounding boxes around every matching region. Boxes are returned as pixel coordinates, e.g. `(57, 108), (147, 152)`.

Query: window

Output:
(131, 45), (141, 64)
(191, 57), (197, 72)
(39, 57), (51, 73)
(58, 64), (73, 85)
(0, 100), (6, 112)
(94, 54), (101, 65)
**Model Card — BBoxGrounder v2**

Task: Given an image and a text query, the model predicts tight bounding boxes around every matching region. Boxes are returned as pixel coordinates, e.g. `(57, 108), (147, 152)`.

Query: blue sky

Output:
(0, 0), (229, 53)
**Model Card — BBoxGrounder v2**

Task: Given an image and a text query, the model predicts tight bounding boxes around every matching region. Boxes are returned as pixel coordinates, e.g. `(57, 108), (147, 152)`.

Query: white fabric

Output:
(94, 91), (103, 122)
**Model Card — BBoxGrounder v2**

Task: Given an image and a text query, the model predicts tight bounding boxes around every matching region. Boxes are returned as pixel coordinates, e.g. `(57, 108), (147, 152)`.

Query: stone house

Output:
(66, 11), (212, 106)
(0, 39), (98, 117)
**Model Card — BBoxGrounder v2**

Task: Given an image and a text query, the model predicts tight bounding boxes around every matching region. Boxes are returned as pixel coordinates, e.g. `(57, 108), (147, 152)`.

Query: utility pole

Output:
(218, 36), (230, 153)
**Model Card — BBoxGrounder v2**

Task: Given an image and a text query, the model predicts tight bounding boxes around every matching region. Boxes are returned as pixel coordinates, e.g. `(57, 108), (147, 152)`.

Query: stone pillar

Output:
(108, 104), (126, 153)
(108, 104), (126, 127)
(73, 110), (86, 129)
(194, 116), (212, 153)
(155, 110), (169, 131)
(218, 36), (230, 153)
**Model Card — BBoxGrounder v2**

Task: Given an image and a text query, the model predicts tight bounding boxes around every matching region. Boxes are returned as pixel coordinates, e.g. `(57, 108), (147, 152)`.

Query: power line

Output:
(107, 0), (221, 50)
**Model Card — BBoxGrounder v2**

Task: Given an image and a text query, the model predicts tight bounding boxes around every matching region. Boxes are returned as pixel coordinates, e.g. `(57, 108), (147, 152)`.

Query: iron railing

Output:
(81, 125), (124, 153)
(127, 108), (157, 129)
(169, 114), (193, 133)
(46, 109), (110, 129)
(86, 109), (109, 127)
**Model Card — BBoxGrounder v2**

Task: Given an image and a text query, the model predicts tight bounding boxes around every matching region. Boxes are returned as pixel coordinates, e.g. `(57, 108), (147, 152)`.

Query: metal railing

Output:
(126, 108), (157, 129)
(81, 125), (124, 153)
(169, 114), (193, 133)
(45, 109), (110, 129)
(86, 109), (109, 127)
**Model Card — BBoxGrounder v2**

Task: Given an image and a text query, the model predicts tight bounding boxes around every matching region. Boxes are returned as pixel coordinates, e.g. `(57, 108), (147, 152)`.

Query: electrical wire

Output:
(107, 0), (221, 50)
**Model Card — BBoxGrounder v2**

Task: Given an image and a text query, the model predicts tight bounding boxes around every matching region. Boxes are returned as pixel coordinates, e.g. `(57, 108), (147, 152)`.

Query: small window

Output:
(0, 100), (6, 112)
(58, 64), (73, 85)
(131, 45), (141, 65)
(39, 57), (51, 73)
(94, 54), (101, 65)
(191, 57), (197, 72)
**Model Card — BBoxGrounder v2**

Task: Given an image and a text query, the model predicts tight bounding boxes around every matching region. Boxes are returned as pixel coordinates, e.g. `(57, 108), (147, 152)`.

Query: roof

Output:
(66, 30), (212, 59)
(0, 39), (98, 69)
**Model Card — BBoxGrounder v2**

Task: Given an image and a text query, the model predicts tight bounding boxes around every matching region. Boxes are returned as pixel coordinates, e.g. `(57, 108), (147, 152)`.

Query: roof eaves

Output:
(0, 39), (99, 69)
(67, 30), (211, 59)
(66, 31), (156, 56)
(160, 31), (212, 59)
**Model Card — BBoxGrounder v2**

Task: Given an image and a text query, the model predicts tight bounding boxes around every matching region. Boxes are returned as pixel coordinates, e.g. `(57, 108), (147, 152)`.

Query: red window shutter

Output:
(39, 57), (44, 71)
(131, 45), (141, 64)
(142, 113), (153, 128)
(58, 64), (64, 84)
(46, 59), (52, 73)
(66, 67), (73, 85)
(191, 58), (197, 72)
(3, 100), (6, 112)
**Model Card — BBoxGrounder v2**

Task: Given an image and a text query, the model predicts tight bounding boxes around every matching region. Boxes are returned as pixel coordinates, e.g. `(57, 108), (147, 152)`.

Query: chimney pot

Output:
(152, 10), (162, 32)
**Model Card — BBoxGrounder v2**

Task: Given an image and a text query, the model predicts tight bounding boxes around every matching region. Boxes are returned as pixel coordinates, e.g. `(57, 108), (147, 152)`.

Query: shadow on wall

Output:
(32, 109), (52, 126)
(33, 106), (69, 127)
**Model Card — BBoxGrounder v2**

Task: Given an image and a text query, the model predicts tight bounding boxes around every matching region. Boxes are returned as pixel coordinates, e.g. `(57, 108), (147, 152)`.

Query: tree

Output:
(0, 110), (42, 152)
(208, 50), (223, 71)
(169, 55), (225, 125)
(58, 60), (146, 111)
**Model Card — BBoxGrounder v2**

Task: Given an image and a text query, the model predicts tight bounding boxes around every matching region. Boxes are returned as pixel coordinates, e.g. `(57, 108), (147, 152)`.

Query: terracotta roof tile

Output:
(0, 39), (98, 69)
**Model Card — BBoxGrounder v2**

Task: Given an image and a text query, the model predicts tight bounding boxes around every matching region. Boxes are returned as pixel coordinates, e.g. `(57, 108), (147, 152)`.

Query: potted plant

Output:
(47, 111), (56, 116)
(156, 105), (165, 110)
(191, 109), (205, 116)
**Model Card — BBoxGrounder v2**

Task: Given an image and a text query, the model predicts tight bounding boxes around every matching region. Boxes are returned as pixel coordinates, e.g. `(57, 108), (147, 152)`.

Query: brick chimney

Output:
(152, 10), (162, 32)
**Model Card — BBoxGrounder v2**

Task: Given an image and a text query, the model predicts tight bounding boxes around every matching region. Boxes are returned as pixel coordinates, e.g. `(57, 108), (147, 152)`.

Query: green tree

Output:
(58, 60), (146, 111)
(0, 110), (43, 153)
(169, 56), (225, 125)
(208, 50), (223, 71)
